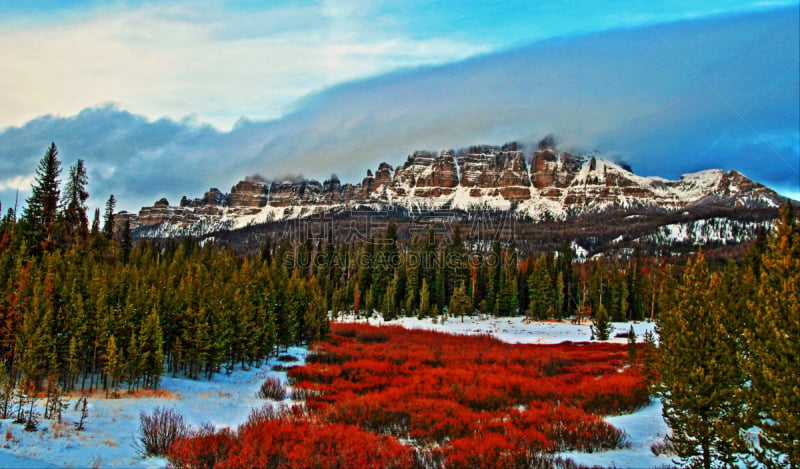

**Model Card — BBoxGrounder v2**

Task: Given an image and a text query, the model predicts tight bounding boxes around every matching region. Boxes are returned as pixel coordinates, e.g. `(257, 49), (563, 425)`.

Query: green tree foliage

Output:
(591, 303), (613, 341)
(744, 204), (800, 467)
(104, 335), (123, 397)
(448, 281), (471, 321)
(658, 252), (744, 469)
(418, 278), (431, 319)
(20, 143), (61, 254)
(528, 255), (554, 319)
(0, 147), (328, 393)
(626, 325), (637, 365)
(102, 194), (116, 240)
(60, 159), (89, 245)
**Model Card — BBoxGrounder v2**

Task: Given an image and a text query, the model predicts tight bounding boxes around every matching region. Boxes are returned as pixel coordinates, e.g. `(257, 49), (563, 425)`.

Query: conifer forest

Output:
(1, 145), (797, 468)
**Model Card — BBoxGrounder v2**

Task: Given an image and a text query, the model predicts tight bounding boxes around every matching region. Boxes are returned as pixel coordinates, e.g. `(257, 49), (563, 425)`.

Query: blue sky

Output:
(0, 1), (798, 210)
(0, 0), (795, 130)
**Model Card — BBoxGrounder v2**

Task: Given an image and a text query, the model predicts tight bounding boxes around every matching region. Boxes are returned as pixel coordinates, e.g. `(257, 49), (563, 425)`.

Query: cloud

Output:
(0, 1), (488, 132)
(0, 6), (797, 214)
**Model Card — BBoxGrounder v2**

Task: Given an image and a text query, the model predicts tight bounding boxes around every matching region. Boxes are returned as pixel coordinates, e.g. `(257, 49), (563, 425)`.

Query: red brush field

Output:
(169, 323), (650, 468)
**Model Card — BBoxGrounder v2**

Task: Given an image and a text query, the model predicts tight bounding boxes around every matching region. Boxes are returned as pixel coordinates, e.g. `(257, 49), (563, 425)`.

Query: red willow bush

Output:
(170, 324), (650, 468)
(168, 413), (413, 469)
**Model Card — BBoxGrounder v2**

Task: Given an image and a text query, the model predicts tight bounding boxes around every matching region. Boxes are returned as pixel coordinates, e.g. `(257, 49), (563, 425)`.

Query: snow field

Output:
(0, 346), (307, 468)
(1, 317), (669, 468)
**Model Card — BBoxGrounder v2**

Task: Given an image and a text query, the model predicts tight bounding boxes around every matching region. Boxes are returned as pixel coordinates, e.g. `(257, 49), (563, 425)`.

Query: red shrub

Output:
(445, 433), (544, 469)
(174, 323), (650, 467)
(513, 403), (626, 452)
(168, 425), (236, 469)
(573, 370), (650, 415)
(221, 417), (414, 469)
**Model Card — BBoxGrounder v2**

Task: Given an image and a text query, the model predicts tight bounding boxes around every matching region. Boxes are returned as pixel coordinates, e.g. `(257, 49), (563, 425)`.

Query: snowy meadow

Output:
(0, 317), (671, 468)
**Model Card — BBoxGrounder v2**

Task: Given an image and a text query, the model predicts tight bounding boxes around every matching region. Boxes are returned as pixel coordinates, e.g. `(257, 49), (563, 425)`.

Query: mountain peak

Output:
(123, 142), (786, 238)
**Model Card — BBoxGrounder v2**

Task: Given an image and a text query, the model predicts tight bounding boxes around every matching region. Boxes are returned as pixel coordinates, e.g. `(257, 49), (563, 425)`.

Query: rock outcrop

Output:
(125, 142), (784, 235)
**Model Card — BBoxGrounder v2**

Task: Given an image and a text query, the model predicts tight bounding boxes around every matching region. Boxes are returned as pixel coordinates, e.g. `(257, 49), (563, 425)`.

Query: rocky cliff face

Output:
(125, 143), (785, 238)
(229, 178), (269, 209)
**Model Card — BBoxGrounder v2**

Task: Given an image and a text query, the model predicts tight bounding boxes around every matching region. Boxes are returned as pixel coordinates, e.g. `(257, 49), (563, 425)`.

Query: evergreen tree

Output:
(104, 335), (123, 397)
(448, 282), (471, 322)
(20, 143), (62, 254)
(383, 269), (399, 320)
(121, 218), (132, 263)
(405, 260), (419, 316)
(627, 324), (638, 365)
(744, 203), (800, 467)
(528, 257), (553, 319)
(102, 194), (116, 239)
(418, 278), (431, 319)
(590, 303), (613, 341)
(658, 252), (744, 469)
(61, 159), (89, 245)
(496, 263), (518, 316)
(639, 330), (659, 391)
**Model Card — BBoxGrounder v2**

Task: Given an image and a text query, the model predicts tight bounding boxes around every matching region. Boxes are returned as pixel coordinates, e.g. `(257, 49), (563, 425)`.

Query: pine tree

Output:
(104, 335), (123, 397)
(627, 324), (637, 365)
(591, 303), (613, 341)
(658, 252), (744, 469)
(528, 257), (553, 319)
(639, 329), (659, 391)
(383, 269), (399, 320)
(448, 282), (471, 322)
(554, 270), (565, 319)
(405, 261), (419, 316)
(102, 194), (116, 239)
(744, 203), (800, 467)
(121, 218), (132, 263)
(20, 143), (61, 254)
(418, 278), (431, 319)
(496, 264), (518, 316)
(61, 159), (89, 245)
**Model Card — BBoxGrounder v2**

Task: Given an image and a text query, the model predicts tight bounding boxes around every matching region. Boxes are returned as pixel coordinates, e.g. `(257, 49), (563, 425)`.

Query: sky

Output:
(0, 0), (798, 212)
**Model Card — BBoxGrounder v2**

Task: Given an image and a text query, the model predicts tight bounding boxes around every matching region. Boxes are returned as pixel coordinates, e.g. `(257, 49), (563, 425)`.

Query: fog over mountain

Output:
(0, 6), (797, 213)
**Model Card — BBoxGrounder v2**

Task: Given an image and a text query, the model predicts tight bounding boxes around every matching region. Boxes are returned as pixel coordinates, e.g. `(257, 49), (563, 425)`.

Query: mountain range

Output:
(120, 141), (785, 257)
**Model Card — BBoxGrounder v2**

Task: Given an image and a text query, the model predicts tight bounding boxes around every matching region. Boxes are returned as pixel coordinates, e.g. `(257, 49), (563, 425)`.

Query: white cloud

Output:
(0, 175), (33, 192)
(0, 1), (488, 131)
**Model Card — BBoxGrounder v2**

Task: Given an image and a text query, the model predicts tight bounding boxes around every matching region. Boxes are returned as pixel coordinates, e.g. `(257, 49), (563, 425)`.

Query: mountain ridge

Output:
(120, 142), (784, 244)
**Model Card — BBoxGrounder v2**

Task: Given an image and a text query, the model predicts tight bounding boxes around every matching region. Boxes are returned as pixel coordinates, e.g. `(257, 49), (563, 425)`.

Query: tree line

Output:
(0, 143), (329, 399)
(276, 221), (677, 326)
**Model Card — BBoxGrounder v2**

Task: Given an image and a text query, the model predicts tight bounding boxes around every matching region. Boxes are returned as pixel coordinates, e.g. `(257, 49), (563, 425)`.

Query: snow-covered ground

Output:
(564, 399), (672, 468)
(335, 312), (658, 345)
(0, 317), (670, 468)
(0, 346), (307, 469)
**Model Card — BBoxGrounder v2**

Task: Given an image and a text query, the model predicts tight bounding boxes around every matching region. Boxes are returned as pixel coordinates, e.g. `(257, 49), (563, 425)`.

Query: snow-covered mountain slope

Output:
(121, 144), (786, 241)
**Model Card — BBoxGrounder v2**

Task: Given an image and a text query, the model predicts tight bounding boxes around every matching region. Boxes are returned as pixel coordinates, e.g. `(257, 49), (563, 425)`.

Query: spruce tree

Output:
(448, 282), (471, 322)
(591, 303), (613, 341)
(658, 252), (744, 469)
(744, 203), (800, 467)
(104, 335), (122, 397)
(528, 257), (553, 319)
(21, 143), (61, 254)
(61, 159), (89, 244)
(639, 329), (659, 391)
(627, 324), (637, 365)
(383, 269), (398, 320)
(102, 194), (116, 239)
(496, 264), (518, 316)
(121, 218), (132, 263)
(418, 278), (431, 319)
